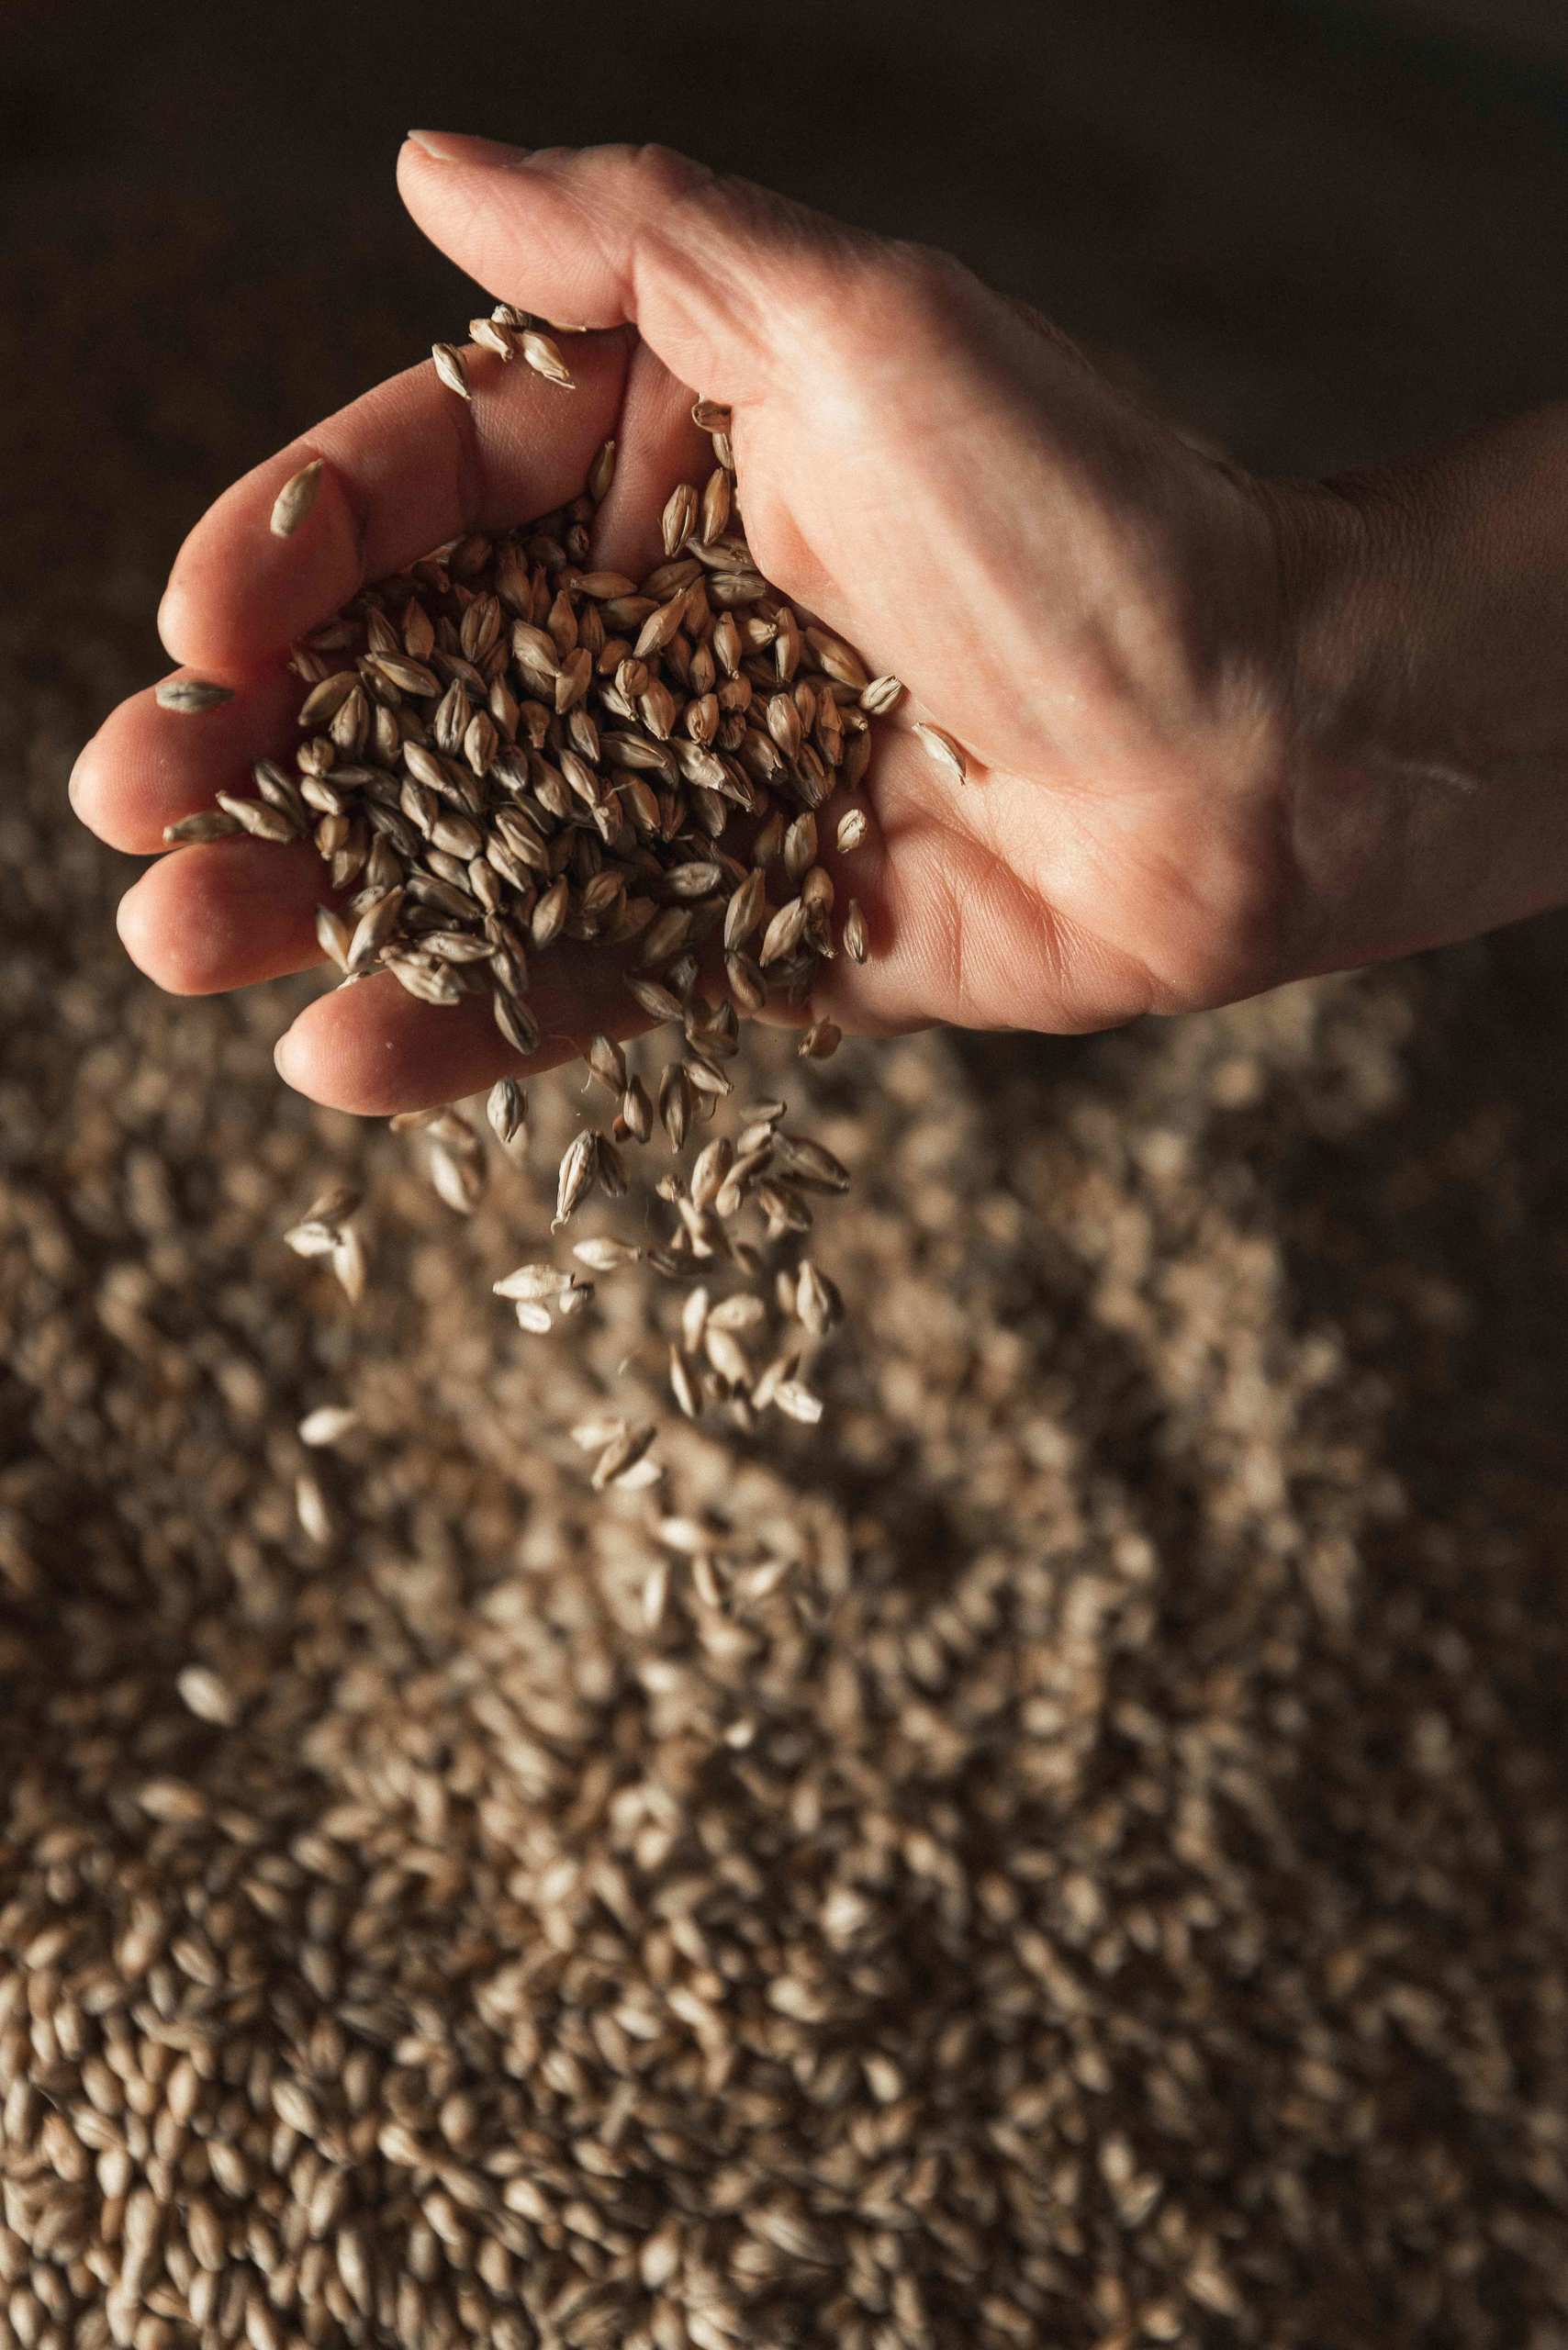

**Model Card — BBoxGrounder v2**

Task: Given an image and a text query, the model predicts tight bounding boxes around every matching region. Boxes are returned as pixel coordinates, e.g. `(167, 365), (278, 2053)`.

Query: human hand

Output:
(75, 137), (1565, 1114)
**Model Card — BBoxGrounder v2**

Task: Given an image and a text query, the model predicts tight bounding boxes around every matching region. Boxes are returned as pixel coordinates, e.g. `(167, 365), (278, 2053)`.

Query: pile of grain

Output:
(5, 268), (1568, 2348)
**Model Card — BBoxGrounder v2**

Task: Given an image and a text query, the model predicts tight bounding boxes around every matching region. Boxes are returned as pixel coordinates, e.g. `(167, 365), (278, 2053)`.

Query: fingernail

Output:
(274, 1027), (301, 1084)
(67, 755), (84, 814)
(405, 129), (533, 167)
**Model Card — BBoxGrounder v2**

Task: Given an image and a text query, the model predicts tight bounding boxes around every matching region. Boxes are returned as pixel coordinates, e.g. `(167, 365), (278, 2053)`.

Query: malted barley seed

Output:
(154, 677), (233, 713)
(269, 456), (324, 539)
(913, 719), (969, 784)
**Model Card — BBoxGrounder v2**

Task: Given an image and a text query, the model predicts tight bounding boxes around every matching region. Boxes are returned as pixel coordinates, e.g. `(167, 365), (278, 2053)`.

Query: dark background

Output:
(11, 0), (1568, 494)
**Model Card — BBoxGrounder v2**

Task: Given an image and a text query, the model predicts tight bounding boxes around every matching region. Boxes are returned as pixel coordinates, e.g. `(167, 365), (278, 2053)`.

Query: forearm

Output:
(1267, 403), (1568, 980)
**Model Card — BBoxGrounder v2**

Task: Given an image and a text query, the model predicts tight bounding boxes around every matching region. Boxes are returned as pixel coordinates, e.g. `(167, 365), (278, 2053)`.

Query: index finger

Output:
(157, 330), (631, 674)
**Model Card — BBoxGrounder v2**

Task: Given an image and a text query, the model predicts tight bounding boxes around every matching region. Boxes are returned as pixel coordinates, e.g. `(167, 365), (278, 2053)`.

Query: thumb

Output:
(397, 135), (885, 408)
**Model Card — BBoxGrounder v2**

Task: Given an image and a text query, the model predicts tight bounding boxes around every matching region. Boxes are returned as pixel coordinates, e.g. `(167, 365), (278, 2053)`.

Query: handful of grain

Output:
(174, 308), (898, 1495)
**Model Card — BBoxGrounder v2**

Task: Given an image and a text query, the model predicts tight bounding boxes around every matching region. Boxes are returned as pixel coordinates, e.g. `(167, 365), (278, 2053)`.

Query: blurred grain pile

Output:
(6, 180), (1568, 2350)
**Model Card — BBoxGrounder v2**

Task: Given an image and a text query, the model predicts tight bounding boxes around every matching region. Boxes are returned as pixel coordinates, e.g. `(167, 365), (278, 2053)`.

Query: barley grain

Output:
(554, 1131), (599, 1225)
(430, 343), (471, 401)
(154, 679), (233, 714)
(269, 460), (324, 539)
(469, 317), (515, 362)
(913, 722), (968, 785)
(297, 1406), (359, 1448)
(519, 330), (575, 389)
(294, 1472), (333, 1546)
(486, 1078), (527, 1147)
(163, 810), (242, 845)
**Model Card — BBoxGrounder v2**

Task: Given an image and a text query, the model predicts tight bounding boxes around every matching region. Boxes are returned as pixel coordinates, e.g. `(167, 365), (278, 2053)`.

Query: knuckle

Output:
(888, 237), (967, 295)
(619, 142), (716, 212)
(819, 239), (984, 375)
(883, 239), (978, 324)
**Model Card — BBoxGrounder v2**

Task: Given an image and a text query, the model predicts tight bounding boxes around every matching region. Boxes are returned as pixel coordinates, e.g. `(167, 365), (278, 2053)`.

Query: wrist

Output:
(1260, 405), (1568, 981)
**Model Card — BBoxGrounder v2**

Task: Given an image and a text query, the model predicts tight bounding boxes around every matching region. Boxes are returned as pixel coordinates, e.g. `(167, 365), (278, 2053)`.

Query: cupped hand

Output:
(72, 136), (1305, 1115)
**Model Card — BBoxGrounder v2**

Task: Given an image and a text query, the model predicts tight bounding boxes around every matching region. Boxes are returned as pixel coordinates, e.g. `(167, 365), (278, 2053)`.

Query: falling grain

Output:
(297, 1404), (360, 1448)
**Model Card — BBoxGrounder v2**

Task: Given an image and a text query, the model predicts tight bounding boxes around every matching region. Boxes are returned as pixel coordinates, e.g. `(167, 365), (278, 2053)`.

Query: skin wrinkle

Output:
(1264, 465), (1516, 979)
(436, 349), (518, 542)
(1370, 754), (1484, 798)
(932, 842), (973, 1030)
(551, 174), (646, 335)
(567, 149), (750, 389)
(894, 800), (1095, 1035)
(1035, 828), (1190, 1020)
(472, 151), (767, 432)
(319, 444), (373, 581)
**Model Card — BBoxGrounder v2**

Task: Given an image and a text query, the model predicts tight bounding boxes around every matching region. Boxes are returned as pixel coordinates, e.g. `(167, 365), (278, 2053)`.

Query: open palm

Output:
(73, 138), (1300, 1114)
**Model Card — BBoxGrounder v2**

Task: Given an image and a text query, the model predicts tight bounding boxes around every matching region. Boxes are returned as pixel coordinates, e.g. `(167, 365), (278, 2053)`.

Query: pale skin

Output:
(70, 135), (1568, 1114)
